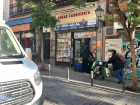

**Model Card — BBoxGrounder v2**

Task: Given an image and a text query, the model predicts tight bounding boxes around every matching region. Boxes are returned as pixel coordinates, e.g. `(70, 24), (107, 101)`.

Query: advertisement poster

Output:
(97, 41), (102, 48)
(105, 39), (122, 61)
(74, 31), (96, 39)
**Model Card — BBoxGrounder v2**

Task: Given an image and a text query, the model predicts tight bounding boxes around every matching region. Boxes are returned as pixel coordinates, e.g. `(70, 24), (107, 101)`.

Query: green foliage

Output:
(73, 0), (86, 8)
(16, 0), (60, 29)
(103, 1), (140, 26)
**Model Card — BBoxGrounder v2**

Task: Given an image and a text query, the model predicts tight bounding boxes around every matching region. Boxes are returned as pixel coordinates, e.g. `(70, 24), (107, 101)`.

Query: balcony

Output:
(9, 0), (97, 17)
(10, 3), (34, 17)
(49, 0), (97, 8)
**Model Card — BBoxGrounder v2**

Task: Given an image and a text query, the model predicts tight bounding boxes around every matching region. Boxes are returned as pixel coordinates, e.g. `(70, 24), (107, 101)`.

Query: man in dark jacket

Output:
(107, 50), (124, 84)
(82, 46), (93, 74)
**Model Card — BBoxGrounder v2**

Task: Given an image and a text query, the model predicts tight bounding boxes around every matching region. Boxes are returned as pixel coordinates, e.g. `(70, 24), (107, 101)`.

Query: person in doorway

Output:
(82, 46), (94, 74)
(107, 50), (124, 84)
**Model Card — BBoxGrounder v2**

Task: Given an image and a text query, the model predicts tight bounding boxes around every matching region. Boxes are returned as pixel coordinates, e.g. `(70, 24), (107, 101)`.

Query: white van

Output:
(0, 22), (44, 104)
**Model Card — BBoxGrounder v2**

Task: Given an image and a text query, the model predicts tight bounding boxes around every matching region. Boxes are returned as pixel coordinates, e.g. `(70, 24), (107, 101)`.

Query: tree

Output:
(104, 0), (140, 91)
(16, 0), (60, 69)
(74, 0), (140, 91)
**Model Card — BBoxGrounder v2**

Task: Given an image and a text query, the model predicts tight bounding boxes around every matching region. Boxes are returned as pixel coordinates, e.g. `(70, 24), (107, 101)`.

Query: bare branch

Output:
(111, 0), (129, 39)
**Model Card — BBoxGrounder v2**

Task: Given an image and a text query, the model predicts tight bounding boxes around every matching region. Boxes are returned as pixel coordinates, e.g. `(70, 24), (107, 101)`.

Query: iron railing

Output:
(9, 0), (97, 17)
(9, 3), (34, 17)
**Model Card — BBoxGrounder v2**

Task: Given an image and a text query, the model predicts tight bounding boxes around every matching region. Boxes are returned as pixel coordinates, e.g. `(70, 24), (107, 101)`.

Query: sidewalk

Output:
(40, 64), (140, 105)
(40, 64), (140, 91)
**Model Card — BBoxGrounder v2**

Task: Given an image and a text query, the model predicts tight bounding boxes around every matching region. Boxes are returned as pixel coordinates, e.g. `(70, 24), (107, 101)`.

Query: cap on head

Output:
(111, 50), (116, 54)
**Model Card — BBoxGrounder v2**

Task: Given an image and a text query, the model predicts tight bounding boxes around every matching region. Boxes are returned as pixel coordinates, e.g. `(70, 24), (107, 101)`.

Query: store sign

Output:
(58, 10), (90, 19)
(22, 32), (34, 38)
(105, 39), (122, 60)
(52, 20), (98, 31)
(10, 23), (30, 32)
(56, 7), (97, 25)
(74, 31), (96, 39)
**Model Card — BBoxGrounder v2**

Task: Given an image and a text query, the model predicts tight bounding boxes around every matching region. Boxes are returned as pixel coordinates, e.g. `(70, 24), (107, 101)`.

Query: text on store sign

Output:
(58, 11), (90, 19)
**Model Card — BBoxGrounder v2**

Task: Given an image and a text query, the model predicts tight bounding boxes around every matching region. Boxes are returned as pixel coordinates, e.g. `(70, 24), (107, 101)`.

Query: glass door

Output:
(75, 39), (81, 61)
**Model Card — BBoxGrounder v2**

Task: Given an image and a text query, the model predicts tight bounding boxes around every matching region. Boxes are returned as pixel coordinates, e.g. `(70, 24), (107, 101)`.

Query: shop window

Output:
(57, 32), (71, 62)
(21, 32), (34, 52)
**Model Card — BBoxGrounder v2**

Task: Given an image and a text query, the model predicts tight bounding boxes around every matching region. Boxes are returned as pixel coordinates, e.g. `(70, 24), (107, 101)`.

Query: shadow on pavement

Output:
(42, 76), (124, 105)
(41, 65), (140, 94)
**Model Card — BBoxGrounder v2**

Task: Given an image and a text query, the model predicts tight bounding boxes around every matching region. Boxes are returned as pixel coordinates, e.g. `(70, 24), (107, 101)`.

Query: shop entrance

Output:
(75, 38), (90, 60)
(44, 33), (50, 64)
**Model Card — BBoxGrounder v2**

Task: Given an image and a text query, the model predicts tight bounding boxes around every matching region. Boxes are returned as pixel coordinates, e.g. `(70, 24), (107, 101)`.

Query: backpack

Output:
(117, 54), (127, 64)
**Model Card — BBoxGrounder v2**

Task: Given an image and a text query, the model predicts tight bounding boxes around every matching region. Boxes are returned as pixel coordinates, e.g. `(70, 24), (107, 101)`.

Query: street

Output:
(41, 65), (140, 105)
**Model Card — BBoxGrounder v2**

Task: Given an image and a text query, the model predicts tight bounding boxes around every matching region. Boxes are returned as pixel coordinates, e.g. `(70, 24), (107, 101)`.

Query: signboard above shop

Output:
(52, 20), (98, 31)
(10, 23), (30, 32)
(55, 7), (97, 25)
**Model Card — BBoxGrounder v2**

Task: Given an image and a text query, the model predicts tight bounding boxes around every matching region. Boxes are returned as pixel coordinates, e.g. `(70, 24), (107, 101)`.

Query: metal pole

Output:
(49, 64), (50, 76)
(67, 67), (69, 81)
(91, 71), (93, 86)
(122, 76), (125, 94)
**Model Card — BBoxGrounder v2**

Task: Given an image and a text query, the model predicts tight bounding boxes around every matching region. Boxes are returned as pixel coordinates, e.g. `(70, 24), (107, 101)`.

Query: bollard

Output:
(67, 67), (69, 81)
(49, 64), (50, 76)
(91, 71), (93, 86)
(122, 76), (125, 94)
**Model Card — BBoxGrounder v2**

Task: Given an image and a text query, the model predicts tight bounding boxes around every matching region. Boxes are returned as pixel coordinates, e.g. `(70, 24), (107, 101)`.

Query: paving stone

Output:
(41, 65), (140, 105)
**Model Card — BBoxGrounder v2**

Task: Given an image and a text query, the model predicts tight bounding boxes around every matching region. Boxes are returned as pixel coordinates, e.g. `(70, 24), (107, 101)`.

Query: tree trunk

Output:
(129, 38), (138, 91)
(39, 27), (45, 69)
(35, 28), (41, 63)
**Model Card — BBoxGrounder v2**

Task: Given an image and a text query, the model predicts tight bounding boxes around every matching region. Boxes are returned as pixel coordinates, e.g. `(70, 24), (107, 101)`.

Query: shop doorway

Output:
(44, 33), (50, 64)
(75, 38), (90, 60)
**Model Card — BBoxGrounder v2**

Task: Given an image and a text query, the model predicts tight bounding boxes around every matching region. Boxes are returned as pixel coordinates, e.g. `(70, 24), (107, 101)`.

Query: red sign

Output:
(58, 10), (90, 20)
(10, 23), (30, 32)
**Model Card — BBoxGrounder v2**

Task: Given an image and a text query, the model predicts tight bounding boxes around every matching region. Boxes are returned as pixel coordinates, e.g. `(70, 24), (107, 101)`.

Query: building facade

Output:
(3, 0), (10, 22)
(47, 0), (106, 67)
(6, 0), (107, 68)
(6, 0), (36, 62)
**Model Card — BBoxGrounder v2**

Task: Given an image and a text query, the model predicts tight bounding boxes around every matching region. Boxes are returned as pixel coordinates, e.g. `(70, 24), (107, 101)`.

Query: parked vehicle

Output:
(0, 19), (44, 104)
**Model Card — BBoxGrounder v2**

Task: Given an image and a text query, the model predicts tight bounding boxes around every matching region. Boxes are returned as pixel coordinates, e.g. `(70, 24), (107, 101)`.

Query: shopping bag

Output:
(103, 68), (110, 77)
(91, 60), (98, 71)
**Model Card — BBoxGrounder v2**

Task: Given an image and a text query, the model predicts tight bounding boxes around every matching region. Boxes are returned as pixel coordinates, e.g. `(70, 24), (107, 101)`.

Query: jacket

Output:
(82, 49), (93, 59)
(108, 53), (124, 71)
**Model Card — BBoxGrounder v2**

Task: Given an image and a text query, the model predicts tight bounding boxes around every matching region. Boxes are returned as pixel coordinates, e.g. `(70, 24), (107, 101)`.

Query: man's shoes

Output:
(117, 81), (122, 84)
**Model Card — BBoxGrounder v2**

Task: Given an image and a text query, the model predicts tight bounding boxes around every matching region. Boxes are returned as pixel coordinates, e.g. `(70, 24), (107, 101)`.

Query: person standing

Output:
(107, 50), (124, 84)
(82, 46), (93, 74)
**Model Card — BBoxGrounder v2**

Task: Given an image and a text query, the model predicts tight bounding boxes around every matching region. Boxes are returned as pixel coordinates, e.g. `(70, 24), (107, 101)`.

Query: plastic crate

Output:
(74, 63), (83, 70)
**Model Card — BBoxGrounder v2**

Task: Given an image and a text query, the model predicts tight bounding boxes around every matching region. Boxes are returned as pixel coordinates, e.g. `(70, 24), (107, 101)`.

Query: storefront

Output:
(114, 22), (140, 80)
(53, 20), (98, 67)
(14, 31), (35, 52)
(6, 17), (35, 53)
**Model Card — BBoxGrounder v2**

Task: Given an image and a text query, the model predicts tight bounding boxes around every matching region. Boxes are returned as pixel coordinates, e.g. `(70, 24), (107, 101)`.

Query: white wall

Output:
(3, 0), (10, 22)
